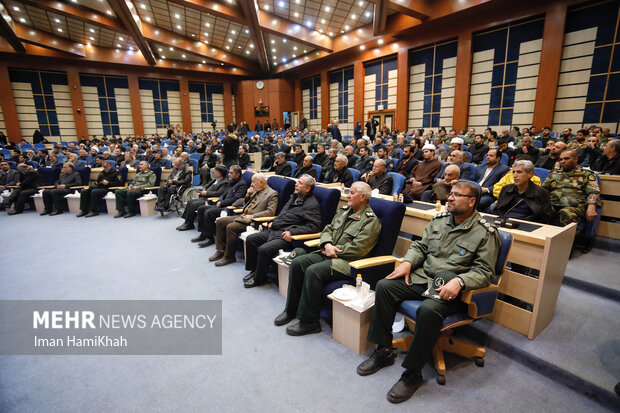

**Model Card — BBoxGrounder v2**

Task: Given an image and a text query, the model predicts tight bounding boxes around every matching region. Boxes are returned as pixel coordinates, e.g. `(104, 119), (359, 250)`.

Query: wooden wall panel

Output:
(223, 82), (233, 126)
(127, 74), (144, 136)
(0, 64), (22, 142)
(453, 31), (473, 131)
(321, 71), (329, 129)
(354, 61), (364, 127)
(65, 70), (88, 139)
(396, 49), (409, 132)
(179, 78), (192, 133)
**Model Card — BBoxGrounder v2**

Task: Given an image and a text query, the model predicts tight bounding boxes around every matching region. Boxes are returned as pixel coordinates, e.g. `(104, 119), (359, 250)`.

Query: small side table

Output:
(65, 194), (81, 214)
(273, 257), (290, 298)
(32, 193), (44, 213)
(328, 293), (374, 354)
(138, 196), (157, 217)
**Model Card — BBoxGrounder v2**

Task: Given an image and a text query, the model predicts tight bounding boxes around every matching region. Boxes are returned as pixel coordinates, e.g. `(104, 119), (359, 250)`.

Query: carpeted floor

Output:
(0, 211), (614, 412)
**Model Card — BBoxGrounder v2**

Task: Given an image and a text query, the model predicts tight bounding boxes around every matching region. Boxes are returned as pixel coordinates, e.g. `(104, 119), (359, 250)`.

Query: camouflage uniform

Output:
(567, 140), (587, 152)
(542, 167), (600, 226)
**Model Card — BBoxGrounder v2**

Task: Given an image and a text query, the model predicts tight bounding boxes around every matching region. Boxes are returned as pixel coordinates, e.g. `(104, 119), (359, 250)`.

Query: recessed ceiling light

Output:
(351, 14), (356, 19)
(86, 42), (91, 46)
(282, 57), (286, 62)
(303, 49), (307, 53)
(158, 48), (162, 51)
(245, 50), (250, 54)
(295, 0), (300, 3)
(20, 17), (25, 23)
(141, 4), (146, 9)
(321, 18), (326, 24)
(324, 6), (330, 12)
(272, 48), (276, 52)
(212, 48), (216, 52)
(329, 32), (333, 36)
(272, 56), (276, 59)
(228, 38), (233, 42)
(293, 46), (297, 50)
(306, 20), (312, 27)
(319, 29), (323, 33)
(359, 45), (365, 50)
(271, 39), (275, 44)
(182, 54), (186, 58)
(225, 46), (230, 49)
(249, 44), (254, 48)
(344, 25), (350, 30)
(278, 1), (285, 7)
(294, 12), (299, 17)
(54, 18), (60, 23)
(57, 28), (63, 32)
(264, 4), (269, 10)
(162, 55), (165, 59)
(202, 60), (206, 63)
(204, 32), (209, 36)
(90, 36), (94, 40)
(283, 39), (286, 43)
(13, 6), (19, 11)
(169, 47), (174, 51)
(191, 34), (195, 37)
(365, 11), (371, 18)
(119, 36), (124, 41)
(205, 22), (210, 27)
(175, 13), (180, 19)
(245, 29), (249, 34)
(378, 39), (384, 44)
(221, 63), (224, 65)
(292, 54), (296, 57)
(237, 45), (241, 48)
(177, 25), (181, 29)
(145, 16), (151, 22)
(117, 44), (122, 48)
(107, 10), (112, 15)
(129, 46), (134, 51)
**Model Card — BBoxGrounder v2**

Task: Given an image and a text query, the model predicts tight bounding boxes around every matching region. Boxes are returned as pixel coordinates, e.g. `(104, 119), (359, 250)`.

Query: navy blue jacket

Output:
(218, 178), (247, 207)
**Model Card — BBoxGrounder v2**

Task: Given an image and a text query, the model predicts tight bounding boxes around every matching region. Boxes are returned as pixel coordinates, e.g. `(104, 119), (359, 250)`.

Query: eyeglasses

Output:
(448, 192), (475, 198)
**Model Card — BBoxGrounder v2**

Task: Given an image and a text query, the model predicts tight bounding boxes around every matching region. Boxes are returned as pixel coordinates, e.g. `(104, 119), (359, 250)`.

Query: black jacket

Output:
(495, 180), (553, 224)
(394, 156), (418, 177)
(167, 166), (193, 187)
(94, 169), (121, 189)
(368, 172), (393, 195)
(592, 153), (620, 175)
(238, 152), (250, 169)
(19, 170), (44, 190)
(222, 135), (239, 164)
(313, 153), (329, 167)
(204, 177), (230, 198)
(469, 143), (490, 164)
(270, 162), (292, 177)
(218, 178), (247, 207)
(199, 152), (217, 168)
(293, 165), (317, 179)
(323, 167), (354, 187)
(268, 193), (322, 242)
(534, 154), (560, 170)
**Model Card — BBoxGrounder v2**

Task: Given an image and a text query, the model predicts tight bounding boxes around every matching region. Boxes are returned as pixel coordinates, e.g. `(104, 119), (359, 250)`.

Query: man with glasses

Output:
(357, 181), (500, 404)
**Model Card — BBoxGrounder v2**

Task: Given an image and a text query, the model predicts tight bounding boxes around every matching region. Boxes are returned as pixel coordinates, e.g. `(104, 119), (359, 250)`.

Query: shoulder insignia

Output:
(341, 205), (350, 210)
(479, 218), (496, 233)
(588, 174), (596, 181)
(433, 212), (449, 219)
(365, 211), (375, 217)
(369, 160), (374, 164)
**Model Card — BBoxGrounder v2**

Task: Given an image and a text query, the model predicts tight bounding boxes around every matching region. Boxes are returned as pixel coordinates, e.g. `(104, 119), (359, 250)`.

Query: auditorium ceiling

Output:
(0, 0), (507, 76)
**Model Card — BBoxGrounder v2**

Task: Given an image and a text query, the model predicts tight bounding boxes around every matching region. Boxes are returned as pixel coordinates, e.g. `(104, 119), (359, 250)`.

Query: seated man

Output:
(404, 144), (442, 201)
(155, 159), (193, 212)
(535, 141), (566, 170)
(293, 155), (317, 179)
(269, 152), (292, 177)
(244, 174), (322, 288)
(353, 147), (374, 176)
(345, 145), (359, 169)
(193, 165), (247, 247)
(495, 160), (553, 223)
(3, 163), (44, 215)
(114, 161), (156, 218)
(358, 181), (500, 404)
(443, 150), (472, 180)
(76, 160), (122, 217)
(469, 134), (489, 164)
(273, 182), (381, 336)
(322, 154), (354, 187)
(363, 159), (393, 195)
(120, 153), (139, 169)
(238, 145), (250, 169)
(592, 139), (620, 175)
(492, 155), (541, 198)
(313, 144), (329, 167)
(210, 173), (278, 266)
(542, 150), (600, 226)
(41, 162), (82, 215)
(473, 148), (510, 211)
(421, 164), (460, 203)
(393, 145), (418, 177)
(0, 160), (20, 192)
(177, 165), (230, 231)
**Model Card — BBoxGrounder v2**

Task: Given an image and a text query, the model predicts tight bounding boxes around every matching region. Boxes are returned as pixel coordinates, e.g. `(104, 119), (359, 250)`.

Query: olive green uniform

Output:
(115, 170), (156, 213)
(367, 210), (500, 373)
(542, 166), (600, 226)
(285, 204), (382, 324)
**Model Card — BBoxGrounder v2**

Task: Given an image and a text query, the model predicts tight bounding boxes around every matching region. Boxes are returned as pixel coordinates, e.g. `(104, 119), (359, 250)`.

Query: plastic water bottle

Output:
(393, 192), (397, 201)
(436, 200), (442, 211)
(356, 273), (363, 292)
(398, 193), (403, 203)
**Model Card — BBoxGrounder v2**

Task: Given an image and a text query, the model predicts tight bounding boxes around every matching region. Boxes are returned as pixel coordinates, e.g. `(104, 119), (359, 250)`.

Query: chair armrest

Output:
(350, 255), (402, 270)
(233, 208), (243, 214)
(6, 185), (18, 188)
(144, 186), (159, 190)
(291, 232), (322, 241)
(39, 186), (56, 189)
(207, 197), (219, 202)
(109, 186), (125, 190)
(304, 239), (320, 248)
(70, 185), (89, 189)
(461, 284), (499, 319)
(226, 206), (237, 210)
(253, 216), (276, 223)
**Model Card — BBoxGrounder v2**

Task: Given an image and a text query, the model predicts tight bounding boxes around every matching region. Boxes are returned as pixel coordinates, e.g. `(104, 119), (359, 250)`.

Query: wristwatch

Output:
(456, 276), (465, 290)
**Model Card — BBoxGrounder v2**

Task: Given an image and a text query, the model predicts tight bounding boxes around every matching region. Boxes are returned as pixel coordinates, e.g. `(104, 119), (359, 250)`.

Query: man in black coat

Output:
(592, 139), (620, 175)
(0, 160), (21, 192)
(222, 125), (240, 167)
(313, 144), (329, 167)
(4, 164), (44, 215)
(354, 147), (374, 176)
(269, 153), (293, 177)
(155, 159), (193, 212)
(365, 117), (379, 139)
(495, 160), (553, 223)
(177, 165), (230, 231)
(364, 159), (393, 195)
(198, 145), (218, 185)
(393, 145), (418, 177)
(238, 145), (251, 169)
(41, 162), (82, 215)
(76, 161), (122, 217)
(323, 155), (354, 187)
(244, 175), (322, 287)
(536, 141), (566, 171)
(469, 134), (490, 164)
(293, 156), (317, 179)
(192, 165), (247, 247)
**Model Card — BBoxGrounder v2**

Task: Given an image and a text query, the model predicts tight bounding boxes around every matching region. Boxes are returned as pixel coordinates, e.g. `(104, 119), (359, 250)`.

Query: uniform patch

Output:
(588, 174), (596, 181)
(459, 248), (466, 256)
(341, 205), (349, 210)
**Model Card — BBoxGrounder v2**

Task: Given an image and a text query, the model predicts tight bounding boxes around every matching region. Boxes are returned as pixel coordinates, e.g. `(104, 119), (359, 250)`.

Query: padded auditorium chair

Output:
(349, 167), (360, 182)
(38, 166), (62, 186)
(578, 172), (602, 253)
(388, 172), (405, 195)
(287, 161), (297, 177)
(303, 197), (406, 320)
(391, 229), (513, 385)
(534, 167), (549, 183)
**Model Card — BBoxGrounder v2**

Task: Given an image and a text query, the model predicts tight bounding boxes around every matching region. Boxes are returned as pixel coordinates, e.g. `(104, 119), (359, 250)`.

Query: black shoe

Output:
(386, 371), (424, 404)
(244, 277), (266, 288)
(124, 212), (136, 218)
(209, 251), (224, 262)
(191, 235), (207, 243)
(286, 321), (321, 336)
(50, 210), (63, 216)
(76, 211), (88, 217)
(177, 223), (194, 231)
(40, 209), (50, 216)
(357, 346), (397, 376)
(215, 257), (236, 267)
(114, 211), (126, 218)
(7, 210), (21, 215)
(243, 271), (255, 282)
(85, 211), (99, 218)
(274, 311), (295, 326)
(198, 239), (214, 248)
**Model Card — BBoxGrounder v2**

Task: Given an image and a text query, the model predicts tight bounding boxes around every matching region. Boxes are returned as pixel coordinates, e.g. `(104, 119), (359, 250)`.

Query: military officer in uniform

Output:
(542, 149), (600, 226)
(354, 147), (374, 176)
(274, 182), (381, 336)
(114, 161), (156, 218)
(357, 181), (500, 404)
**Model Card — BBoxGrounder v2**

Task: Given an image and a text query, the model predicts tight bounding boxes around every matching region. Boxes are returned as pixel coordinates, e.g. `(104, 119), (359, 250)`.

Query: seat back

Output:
(312, 186), (341, 228)
(312, 163), (322, 179)
(38, 166), (61, 185)
(189, 158), (199, 174)
(27, 160), (39, 169)
(388, 172), (405, 195)
(287, 161), (297, 177)
(267, 175), (296, 214)
(241, 171), (254, 188)
(349, 167), (360, 182)
(150, 166), (162, 186)
(75, 167), (91, 185)
(534, 167), (549, 183)
(162, 159), (172, 169)
(500, 153), (509, 165)
(119, 167), (129, 184)
(189, 153), (202, 161)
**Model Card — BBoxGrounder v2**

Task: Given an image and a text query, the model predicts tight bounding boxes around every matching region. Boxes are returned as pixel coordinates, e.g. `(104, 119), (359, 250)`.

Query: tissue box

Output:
(138, 196), (157, 217)
(328, 291), (375, 354)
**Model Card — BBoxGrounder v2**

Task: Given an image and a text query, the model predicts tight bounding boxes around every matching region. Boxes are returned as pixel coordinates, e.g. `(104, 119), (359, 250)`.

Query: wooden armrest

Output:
(226, 205), (237, 210)
(252, 216), (275, 222)
(207, 197), (219, 202)
(109, 186), (125, 190)
(39, 185), (55, 189)
(291, 232), (321, 241)
(304, 239), (320, 248)
(6, 185), (18, 188)
(350, 255), (401, 269)
(233, 208), (243, 213)
(144, 186), (159, 190)
(461, 284), (499, 303)
(70, 185), (88, 189)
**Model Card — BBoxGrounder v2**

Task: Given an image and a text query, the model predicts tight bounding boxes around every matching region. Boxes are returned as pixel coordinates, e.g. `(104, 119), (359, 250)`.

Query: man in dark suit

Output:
(472, 148), (510, 211)
(238, 145), (251, 169)
(293, 156), (317, 179)
(76, 160), (122, 217)
(331, 120), (342, 142)
(364, 159), (393, 195)
(0, 160), (20, 192)
(269, 153), (293, 177)
(244, 174), (322, 288)
(177, 165), (230, 231)
(193, 165), (247, 247)
(4, 163), (44, 215)
(155, 159), (193, 212)
(313, 144), (329, 167)
(41, 162), (82, 215)
(323, 155), (354, 187)
(435, 151), (472, 181)
(393, 145), (418, 177)
(222, 125), (240, 167)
